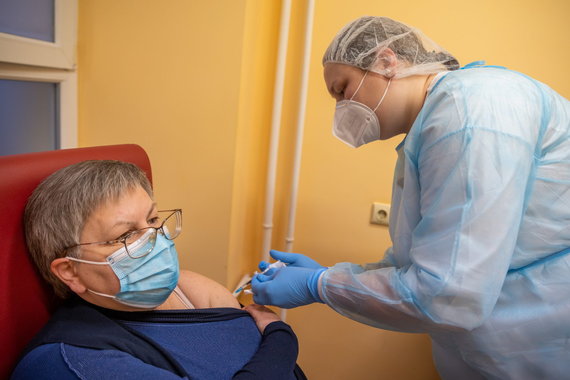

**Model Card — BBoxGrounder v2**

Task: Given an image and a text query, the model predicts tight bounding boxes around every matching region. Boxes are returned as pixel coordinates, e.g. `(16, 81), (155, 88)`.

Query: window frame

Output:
(0, 0), (78, 150)
(0, 63), (77, 149)
(0, 0), (77, 70)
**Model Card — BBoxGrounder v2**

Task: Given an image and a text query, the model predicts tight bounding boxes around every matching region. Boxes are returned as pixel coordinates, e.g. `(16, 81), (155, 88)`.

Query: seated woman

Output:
(11, 160), (306, 380)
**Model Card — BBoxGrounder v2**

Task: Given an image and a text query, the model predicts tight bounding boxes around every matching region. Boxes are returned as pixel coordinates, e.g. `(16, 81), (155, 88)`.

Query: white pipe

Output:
(261, 0), (292, 262)
(280, 0), (315, 322)
(285, 0), (315, 253)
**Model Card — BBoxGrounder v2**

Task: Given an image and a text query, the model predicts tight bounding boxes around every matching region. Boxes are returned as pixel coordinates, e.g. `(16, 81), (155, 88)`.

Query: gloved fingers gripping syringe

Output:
(233, 260), (287, 296)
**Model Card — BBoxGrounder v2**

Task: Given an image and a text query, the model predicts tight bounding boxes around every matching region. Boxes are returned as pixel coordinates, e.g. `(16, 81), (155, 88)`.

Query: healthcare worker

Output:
(251, 16), (570, 379)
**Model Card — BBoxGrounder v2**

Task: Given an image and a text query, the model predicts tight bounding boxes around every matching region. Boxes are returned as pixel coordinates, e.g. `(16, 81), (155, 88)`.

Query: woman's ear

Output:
(50, 258), (87, 294)
(373, 48), (398, 77)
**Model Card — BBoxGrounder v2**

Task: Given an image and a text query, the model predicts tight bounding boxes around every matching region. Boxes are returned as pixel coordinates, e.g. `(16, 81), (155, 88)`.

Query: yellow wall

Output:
(78, 0), (570, 379)
(78, 0), (248, 286)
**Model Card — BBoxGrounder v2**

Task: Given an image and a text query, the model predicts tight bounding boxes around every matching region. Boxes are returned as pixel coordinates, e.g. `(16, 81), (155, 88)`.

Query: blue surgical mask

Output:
(67, 230), (180, 309)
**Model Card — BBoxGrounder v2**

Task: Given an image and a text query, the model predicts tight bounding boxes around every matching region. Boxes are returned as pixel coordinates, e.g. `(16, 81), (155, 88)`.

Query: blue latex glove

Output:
(258, 250), (325, 273)
(251, 266), (327, 308)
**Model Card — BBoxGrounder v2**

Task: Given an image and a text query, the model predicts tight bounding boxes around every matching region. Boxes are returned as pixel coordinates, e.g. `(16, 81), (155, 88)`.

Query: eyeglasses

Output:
(64, 209), (182, 259)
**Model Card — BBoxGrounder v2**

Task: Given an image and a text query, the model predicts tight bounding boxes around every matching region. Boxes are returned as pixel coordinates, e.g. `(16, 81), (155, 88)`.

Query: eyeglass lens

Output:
(125, 229), (157, 258)
(124, 210), (181, 258)
(162, 210), (182, 240)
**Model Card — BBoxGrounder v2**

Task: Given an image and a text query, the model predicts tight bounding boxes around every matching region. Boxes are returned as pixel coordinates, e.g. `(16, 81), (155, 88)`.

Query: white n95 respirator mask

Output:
(333, 71), (391, 148)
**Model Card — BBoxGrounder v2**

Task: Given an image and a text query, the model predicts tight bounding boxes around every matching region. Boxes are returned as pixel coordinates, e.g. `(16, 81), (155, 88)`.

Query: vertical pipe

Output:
(261, 0), (292, 262)
(285, 0), (315, 253)
(280, 0), (315, 321)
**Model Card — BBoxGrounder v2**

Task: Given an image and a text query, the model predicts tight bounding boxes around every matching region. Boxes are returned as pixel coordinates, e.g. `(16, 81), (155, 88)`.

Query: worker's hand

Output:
(243, 304), (280, 333)
(258, 250), (325, 273)
(251, 266), (327, 308)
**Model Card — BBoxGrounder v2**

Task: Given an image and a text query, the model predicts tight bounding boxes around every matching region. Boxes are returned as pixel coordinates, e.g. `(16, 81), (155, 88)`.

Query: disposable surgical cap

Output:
(323, 16), (459, 78)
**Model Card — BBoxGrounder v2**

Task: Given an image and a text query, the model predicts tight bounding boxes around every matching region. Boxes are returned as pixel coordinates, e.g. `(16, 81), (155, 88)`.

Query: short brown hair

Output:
(24, 160), (153, 298)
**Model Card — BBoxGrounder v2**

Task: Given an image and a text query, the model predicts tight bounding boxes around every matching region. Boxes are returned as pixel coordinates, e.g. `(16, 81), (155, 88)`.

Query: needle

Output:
(232, 260), (287, 295)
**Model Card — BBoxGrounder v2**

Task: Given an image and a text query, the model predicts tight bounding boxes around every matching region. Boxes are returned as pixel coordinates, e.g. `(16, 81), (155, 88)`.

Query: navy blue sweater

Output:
(11, 298), (306, 379)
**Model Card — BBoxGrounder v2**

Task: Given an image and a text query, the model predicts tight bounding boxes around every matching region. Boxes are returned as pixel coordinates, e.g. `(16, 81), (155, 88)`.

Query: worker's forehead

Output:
(324, 63), (362, 78)
(323, 63), (364, 89)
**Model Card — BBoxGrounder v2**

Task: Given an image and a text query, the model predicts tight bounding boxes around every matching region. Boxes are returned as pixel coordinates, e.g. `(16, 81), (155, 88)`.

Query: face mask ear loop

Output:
(349, 71), (369, 101)
(372, 78), (392, 112)
(87, 288), (116, 299)
(66, 256), (110, 265)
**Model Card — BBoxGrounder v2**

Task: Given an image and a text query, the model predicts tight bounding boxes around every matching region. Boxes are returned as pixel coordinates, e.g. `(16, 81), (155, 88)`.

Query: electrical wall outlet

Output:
(370, 202), (390, 226)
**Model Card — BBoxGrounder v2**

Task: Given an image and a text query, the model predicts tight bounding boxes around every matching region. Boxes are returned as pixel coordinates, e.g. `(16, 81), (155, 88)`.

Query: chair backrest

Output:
(0, 144), (152, 378)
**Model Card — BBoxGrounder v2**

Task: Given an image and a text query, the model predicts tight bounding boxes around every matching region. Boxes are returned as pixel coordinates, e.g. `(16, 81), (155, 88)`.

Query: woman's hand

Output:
(243, 304), (281, 333)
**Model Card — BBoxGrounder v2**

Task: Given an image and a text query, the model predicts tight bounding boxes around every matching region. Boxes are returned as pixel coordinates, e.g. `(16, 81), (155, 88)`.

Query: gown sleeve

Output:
(320, 75), (540, 333)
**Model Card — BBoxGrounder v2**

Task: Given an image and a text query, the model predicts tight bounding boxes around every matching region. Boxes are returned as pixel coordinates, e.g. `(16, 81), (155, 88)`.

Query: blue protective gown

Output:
(320, 66), (570, 379)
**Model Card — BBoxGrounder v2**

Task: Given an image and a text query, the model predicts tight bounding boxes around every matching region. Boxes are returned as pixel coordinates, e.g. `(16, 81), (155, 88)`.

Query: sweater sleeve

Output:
(11, 343), (188, 380)
(232, 321), (300, 380)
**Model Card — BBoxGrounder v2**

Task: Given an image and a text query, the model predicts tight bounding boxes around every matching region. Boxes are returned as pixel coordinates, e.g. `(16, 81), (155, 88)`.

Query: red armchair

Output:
(0, 144), (152, 378)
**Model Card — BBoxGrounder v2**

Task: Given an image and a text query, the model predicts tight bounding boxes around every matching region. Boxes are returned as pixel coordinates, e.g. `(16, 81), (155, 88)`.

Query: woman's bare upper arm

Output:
(177, 270), (240, 309)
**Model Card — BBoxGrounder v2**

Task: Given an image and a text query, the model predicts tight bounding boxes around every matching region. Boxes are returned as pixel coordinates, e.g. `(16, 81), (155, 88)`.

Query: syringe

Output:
(233, 260), (287, 296)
